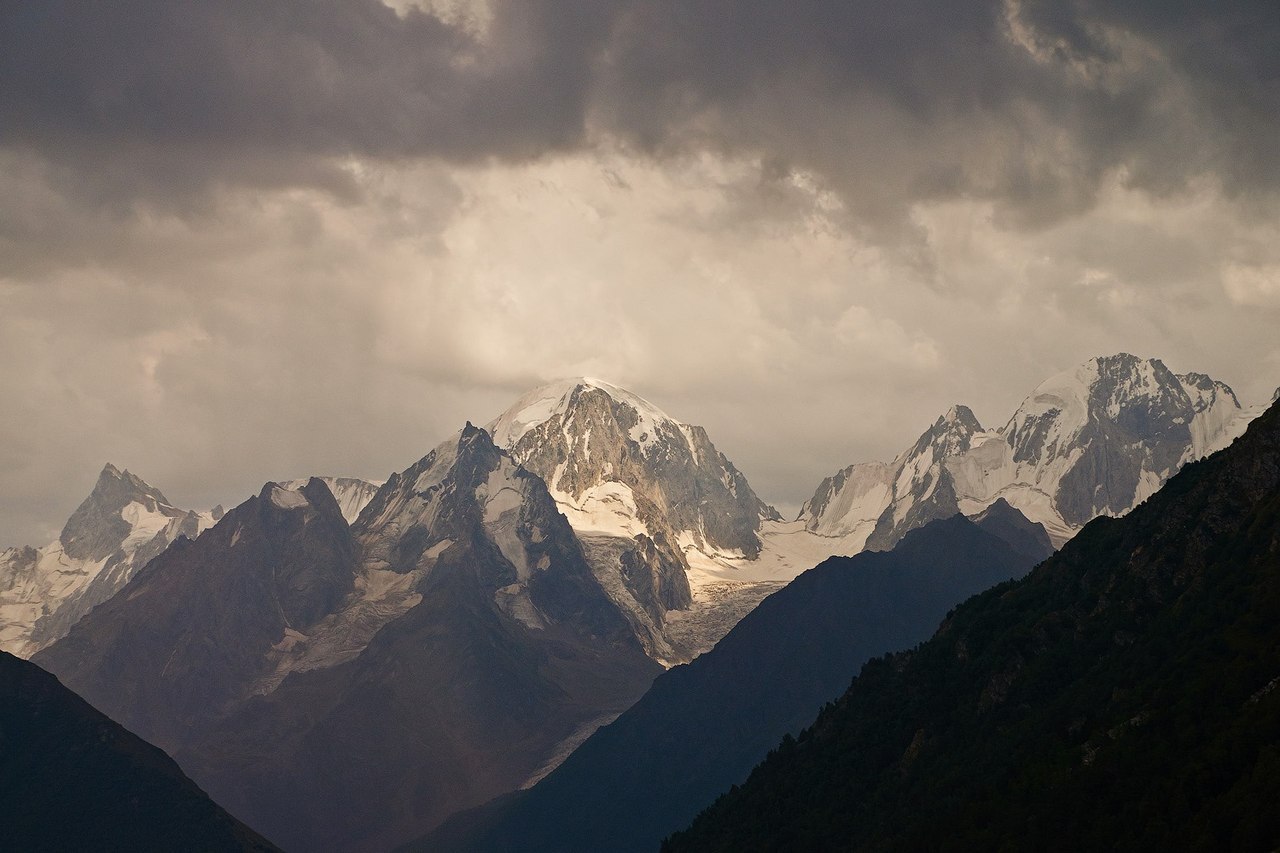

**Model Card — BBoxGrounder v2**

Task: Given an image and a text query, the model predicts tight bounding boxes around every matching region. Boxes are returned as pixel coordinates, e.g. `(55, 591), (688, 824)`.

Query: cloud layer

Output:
(2, 0), (1279, 542)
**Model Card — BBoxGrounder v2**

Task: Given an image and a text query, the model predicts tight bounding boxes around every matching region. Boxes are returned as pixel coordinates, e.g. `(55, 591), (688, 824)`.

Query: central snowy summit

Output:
(488, 378), (781, 661)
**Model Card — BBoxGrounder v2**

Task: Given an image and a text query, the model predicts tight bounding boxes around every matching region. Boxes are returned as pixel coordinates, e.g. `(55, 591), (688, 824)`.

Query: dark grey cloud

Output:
(587, 0), (1280, 235)
(1018, 0), (1280, 192)
(0, 0), (616, 210)
(3, 1), (1280, 545)
(3, 0), (1278, 222)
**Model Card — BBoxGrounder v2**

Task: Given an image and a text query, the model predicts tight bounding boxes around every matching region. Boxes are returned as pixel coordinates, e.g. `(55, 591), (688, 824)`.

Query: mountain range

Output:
(665, 392), (1280, 852)
(0, 464), (220, 656)
(35, 428), (660, 852)
(415, 500), (1052, 853)
(7, 356), (1267, 670)
(0, 468), (383, 660)
(799, 353), (1263, 549)
(4, 353), (1276, 850)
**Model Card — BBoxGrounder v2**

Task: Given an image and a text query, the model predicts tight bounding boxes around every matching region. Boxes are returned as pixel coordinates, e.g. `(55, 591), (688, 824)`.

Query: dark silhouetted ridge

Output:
(0, 651), (278, 852)
(666, 398), (1280, 852)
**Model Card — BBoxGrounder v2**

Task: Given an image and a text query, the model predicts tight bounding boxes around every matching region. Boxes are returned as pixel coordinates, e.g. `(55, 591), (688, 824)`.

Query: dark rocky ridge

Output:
(413, 506), (1051, 853)
(666, 396), (1280, 852)
(38, 429), (659, 853)
(1, 650), (278, 852)
(34, 477), (357, 750)
(968, 496), (1055, 562)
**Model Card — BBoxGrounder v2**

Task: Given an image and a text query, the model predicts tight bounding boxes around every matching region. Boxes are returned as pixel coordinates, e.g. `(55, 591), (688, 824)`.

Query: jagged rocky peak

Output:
(902, 404), (984, 479)
(489, 378), (678, 456)
(1177, 371), (1241, 411)
(801, 353), (1257, 556)
(355, 423), (502, 577)
(60, 463), (186, 561)
(857, 405), (986, 552)
(259, 476), (343, 518)
(488, 378), (778, 557)
(999, 353), (1233, 527)
(798, 462), (893, 527)
(1003, 354), (1193, 464)
(356, 422), (647, 649)
(925, 404), (983, 456)
(799, 403), (984, 551)
(250, 478), (357, 630)
(485, 378), (780, 663)
(1273, 386), (1280, 403)
(1, 464), (213, 657)
(483, 376), (783, 660)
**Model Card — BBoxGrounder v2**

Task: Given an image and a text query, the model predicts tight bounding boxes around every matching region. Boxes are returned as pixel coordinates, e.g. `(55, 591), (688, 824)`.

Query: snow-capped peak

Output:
(916, 404), (983, 459)
(804, 353), (1261, 555)
(942, 404), (979, 427)
(488, 377), (682, 453)
(279, 477), (384, 525)
(484, 378), (779, 663)
(2, 464), (208, 656)
(268, 484), (312, 511)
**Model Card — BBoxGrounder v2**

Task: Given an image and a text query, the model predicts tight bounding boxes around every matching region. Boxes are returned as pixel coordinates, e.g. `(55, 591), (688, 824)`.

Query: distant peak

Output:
(261, 482), (313, 512)
(488, 377), (679, 449)
(1019, 353), (1185, 408)
(458, 421), (498, 450)
(939, 404), (981, 431)
(60, 465), (176, 559)
(1086, 352), (1159, 372)
(89, 463), (168, 506)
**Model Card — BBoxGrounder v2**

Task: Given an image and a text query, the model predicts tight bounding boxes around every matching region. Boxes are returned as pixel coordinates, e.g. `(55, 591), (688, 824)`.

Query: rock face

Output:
(863, 405), (983, 551)
(665, 396), (1280, 853)
(280, 476), (383, 525)
(0, 464), (216, 656)
(489, 379), (779, 662)
(37, 429), (659, 853)
(1, 650), (278, 852)
(966, 497), (1054, 563)
(34, 478), (358, 750)
(412, 506), (1050, 853)
(998, 354), (1226, 528)
(801, 354), (1259, 550)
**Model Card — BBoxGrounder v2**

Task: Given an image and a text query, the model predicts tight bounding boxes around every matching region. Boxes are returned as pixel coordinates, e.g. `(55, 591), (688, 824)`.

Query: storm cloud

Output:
(2, 0), (1279, 544)
(5, 1), (1278, 219)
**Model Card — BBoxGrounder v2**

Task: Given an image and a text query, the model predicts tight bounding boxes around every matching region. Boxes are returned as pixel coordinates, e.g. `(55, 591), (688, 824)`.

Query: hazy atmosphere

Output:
(4, 0), (1279, 545)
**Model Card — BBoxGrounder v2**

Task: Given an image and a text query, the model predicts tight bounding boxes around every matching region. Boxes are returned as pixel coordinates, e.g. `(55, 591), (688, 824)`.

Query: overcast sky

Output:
(3, 0), (1280, 545)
